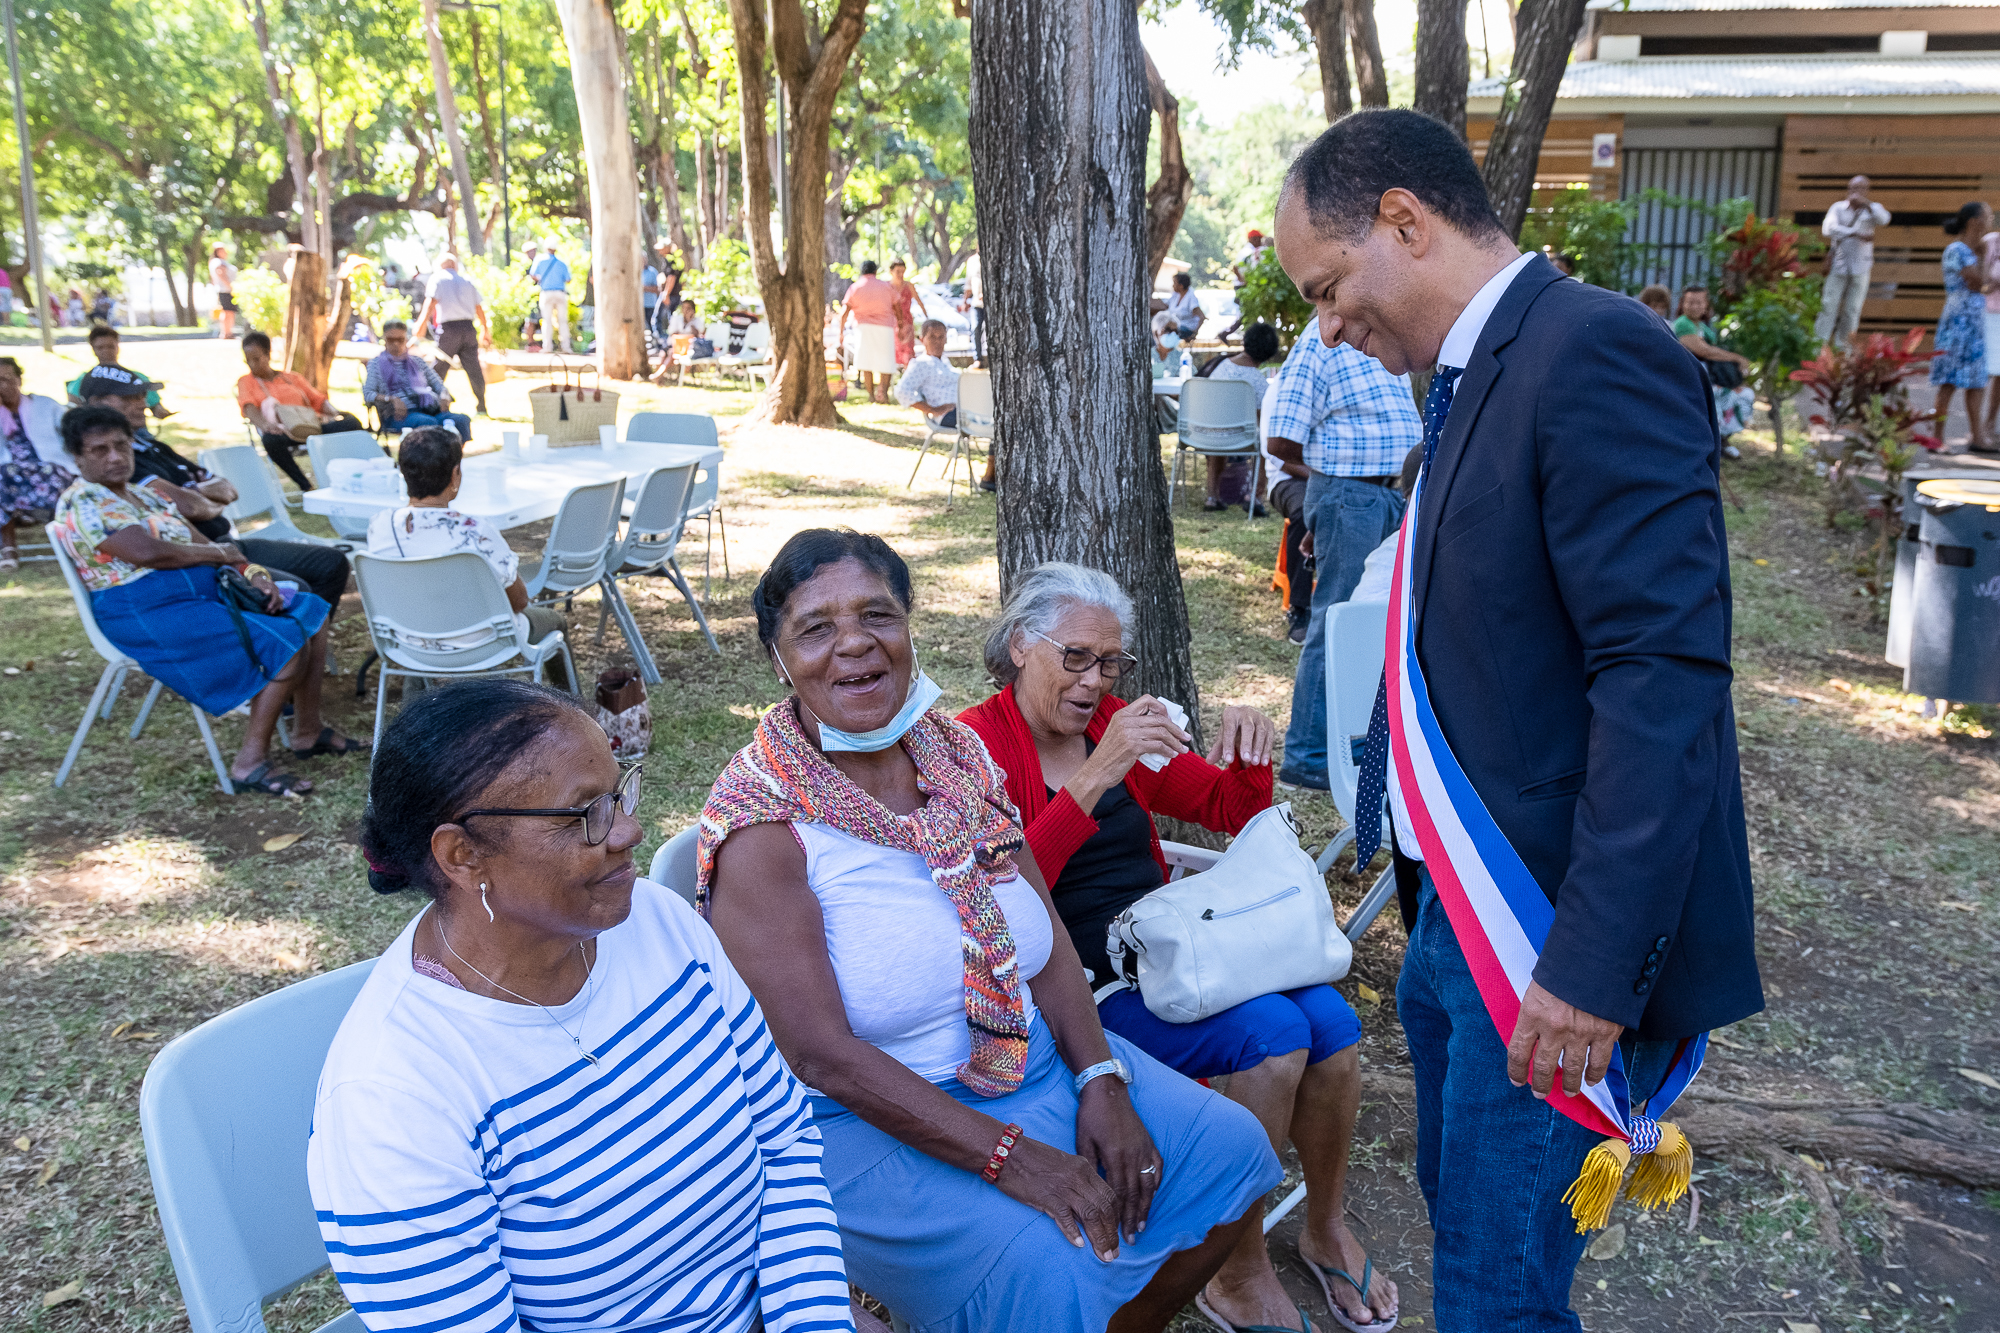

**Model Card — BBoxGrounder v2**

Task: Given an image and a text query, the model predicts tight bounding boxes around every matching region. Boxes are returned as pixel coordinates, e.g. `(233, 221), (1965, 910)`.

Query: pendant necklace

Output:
(434, 907), (601, 1066)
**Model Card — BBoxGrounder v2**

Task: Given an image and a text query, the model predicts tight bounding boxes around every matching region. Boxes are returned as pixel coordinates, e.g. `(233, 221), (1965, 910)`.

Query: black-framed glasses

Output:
(1029, 629), (1139, 681)
(455, 765), (643, 846)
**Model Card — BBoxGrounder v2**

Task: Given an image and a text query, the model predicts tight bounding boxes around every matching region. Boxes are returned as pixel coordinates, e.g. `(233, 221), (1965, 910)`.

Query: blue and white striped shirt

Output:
(1265, 319), (1422, 478)
(307, 883), (852, 1333)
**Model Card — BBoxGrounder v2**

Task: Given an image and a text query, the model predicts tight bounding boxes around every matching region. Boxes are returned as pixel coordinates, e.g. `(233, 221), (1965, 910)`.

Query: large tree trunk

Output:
(467, 15), (506, 247)
(1413, 0), (1470, 139)
(1141, 45), (1192, 288)
(554, 0), (644, 378)
(156, 241), (189, 326)
(420, 0), (486, 256)
(284, 250), (331, 389)
(652, 29), (692, 259)
(971, 0), (1202, 733)
(724, 0), (868, 427)
(1348, 0), (1391, 108)
(1479, 0), (1589, 236)
(1301, 0), (1352, 120)
(243, 0), (317, 253)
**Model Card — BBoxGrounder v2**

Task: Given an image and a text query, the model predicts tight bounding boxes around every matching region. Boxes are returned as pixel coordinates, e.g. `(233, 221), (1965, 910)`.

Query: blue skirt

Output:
(92, 567), (328, 716)
(813, 1019), (1281, 1332)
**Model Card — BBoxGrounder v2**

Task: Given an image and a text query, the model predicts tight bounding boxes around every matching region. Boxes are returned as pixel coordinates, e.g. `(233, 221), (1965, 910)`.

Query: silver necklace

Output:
(433, 907), (601, 1066)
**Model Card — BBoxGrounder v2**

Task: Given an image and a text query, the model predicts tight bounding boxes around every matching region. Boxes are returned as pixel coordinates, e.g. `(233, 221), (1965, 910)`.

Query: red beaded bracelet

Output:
(981, 1122), (1024, 1183)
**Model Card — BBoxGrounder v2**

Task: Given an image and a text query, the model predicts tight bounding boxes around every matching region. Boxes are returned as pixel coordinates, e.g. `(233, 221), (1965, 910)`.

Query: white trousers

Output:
(1814, 269), (1870, 348)
(538, 289), (571, 353)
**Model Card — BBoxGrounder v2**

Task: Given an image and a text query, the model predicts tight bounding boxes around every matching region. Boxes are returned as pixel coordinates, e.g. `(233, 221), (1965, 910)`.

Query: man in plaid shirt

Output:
(1267, 317), (1422, 790)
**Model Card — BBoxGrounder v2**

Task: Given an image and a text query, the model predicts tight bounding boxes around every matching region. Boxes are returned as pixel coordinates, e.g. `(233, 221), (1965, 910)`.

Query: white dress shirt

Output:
(1387, 249), (1537, 862)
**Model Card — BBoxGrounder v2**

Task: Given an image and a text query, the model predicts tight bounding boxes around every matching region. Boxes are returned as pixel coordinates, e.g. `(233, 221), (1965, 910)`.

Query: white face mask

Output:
(778, 648), (940, 753)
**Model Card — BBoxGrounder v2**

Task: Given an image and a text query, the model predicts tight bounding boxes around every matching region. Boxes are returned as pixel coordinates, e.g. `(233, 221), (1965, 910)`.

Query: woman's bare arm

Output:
(97, 524), (240, 570)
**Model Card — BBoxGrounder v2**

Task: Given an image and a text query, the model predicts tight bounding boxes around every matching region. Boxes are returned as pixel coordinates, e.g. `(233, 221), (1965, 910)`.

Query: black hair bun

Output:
(368, 865), (412, 894)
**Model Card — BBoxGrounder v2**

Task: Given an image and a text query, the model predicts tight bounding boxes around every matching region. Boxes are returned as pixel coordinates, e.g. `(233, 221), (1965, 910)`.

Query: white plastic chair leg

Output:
(1341, 864), (1398, 944)
(601, 579), (662, 685)
(190, 706), (235, 795)
(130, 679), (166, 739)
(1315, 826), (1355, 876)
(55, 662), (119, 788)
(665, 559), (721, 654)
(907, 434), (935, 488)
(1264, 1181), (1307, 1233)
(1245, 453), (1263, 526)
(102, 664), (130, 719)
(372, 670), (392, 751)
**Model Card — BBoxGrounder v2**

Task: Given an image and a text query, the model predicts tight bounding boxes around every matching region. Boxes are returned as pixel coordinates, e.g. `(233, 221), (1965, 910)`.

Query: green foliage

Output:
(1235, 244), (1312, 345)
(1167, 101), (1323, 285)
(345, 261), (407, 337)
(1518, 187), (1641, 290)
(687, 237), (756, 319)
(233, 267), (287, 335)
(1718, 279), (1821, 377)
(460, 254), (537, 351)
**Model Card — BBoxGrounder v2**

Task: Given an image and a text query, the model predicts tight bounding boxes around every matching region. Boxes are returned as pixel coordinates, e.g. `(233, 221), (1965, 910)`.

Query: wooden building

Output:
(1467, 0), (2000, 336)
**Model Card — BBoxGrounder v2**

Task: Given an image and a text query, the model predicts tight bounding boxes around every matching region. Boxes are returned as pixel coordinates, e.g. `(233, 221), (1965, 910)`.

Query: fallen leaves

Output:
(272, 950), (306, 971)
(1355, 983), (1382, 1005)
(1585, 1222), (1626, 1260)
(108, 1022), (159, 1043)
(1955, 1067), (2000, 1091)
(41, 1280), (82, 1308)
(37, 1159), (60, 1185)
(13, 1135), (29, 1151)
(262, 832), (304, 852)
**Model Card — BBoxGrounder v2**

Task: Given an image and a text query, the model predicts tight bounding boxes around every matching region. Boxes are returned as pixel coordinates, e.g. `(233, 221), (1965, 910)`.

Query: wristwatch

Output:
(1073, 1058), (1131, 1097)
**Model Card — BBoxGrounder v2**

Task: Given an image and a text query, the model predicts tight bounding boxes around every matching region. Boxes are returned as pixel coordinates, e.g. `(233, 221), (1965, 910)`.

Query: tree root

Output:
(1677, 1099), (2000, 1190)
(1758, 1144), (1860, 1275)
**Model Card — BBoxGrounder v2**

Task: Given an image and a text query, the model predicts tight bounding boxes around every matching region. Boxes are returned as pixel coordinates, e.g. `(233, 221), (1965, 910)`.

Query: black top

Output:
(1047, 760), (1163, 985)
(129, 434), (229, 542)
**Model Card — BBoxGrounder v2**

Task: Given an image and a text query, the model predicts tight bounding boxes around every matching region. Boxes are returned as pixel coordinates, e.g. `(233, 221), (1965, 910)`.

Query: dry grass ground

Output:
(0, 335), (1993, 1332)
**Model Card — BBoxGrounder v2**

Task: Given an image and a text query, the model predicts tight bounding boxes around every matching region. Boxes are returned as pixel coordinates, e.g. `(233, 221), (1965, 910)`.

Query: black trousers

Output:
(432, 320), (488, 412)
(1270, 474), (1311, 613)
(971, 306), (986, 363)
(258, 413), (364, 491)
(238, 538), (349, 614)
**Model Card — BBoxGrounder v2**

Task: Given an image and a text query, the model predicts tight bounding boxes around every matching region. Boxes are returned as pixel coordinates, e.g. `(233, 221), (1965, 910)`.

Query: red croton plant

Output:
(1719, 213), (1821, 302)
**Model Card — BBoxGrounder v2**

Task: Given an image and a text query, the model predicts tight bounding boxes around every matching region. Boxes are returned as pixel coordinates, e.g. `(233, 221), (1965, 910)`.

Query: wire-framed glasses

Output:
(455, 764), (643, 846)
(1029, 629), (1139, 681)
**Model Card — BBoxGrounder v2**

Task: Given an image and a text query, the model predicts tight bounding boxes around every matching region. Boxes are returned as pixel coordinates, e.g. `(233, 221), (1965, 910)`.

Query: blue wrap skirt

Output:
(813, 1018), (1281, 1333)
(92, 566), (328, 717)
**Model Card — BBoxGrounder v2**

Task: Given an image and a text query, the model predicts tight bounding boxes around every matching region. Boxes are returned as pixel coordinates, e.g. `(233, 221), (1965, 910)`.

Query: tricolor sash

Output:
(1384, 467), (1706, 1230)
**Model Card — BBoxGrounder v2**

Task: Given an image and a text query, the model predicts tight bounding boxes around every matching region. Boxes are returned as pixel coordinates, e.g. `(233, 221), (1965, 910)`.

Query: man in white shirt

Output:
(1817, 175), (1891, 350)
(894, 319), (959, 429)
(415, 254), (492, 415)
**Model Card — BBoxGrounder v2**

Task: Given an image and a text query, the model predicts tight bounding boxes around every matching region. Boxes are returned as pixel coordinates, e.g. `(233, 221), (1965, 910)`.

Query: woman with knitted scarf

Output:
(698, 529), (1279, 1333)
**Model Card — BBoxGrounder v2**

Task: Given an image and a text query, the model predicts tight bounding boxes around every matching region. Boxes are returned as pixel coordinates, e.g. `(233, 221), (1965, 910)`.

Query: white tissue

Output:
(1138, 698), (1189, 772)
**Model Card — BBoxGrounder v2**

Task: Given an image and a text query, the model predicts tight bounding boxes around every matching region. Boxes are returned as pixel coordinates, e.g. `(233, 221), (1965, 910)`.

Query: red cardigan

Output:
(958, 685), (1275, 887)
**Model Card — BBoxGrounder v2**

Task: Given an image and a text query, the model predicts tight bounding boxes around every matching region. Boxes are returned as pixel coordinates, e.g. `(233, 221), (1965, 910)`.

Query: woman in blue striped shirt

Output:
(308, 679), (861, 1333)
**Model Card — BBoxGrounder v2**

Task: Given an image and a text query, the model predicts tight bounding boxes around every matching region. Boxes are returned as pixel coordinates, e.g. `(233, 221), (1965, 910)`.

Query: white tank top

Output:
(794, 822), (1052, 1084)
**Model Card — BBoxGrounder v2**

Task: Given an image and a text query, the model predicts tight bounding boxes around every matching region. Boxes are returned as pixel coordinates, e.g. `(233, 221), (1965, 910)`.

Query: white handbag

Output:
(1101, 804), (1351, 1023)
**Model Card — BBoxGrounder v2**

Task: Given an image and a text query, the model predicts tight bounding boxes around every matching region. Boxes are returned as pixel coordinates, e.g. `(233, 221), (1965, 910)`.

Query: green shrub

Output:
(1235, 244), (1312, 346)
(459, 254), (538, 351)
(345, 260), (408, 337)
(687, 237), (756, 320)
(233, 267), (287, 335)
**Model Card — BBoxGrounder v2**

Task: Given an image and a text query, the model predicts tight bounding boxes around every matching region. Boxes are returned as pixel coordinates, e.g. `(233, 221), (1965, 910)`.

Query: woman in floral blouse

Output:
(0, 357), (71, 571)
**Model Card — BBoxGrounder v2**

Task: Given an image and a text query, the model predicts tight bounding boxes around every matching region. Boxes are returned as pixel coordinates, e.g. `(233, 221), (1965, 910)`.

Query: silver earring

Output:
(480, 882), (494, 924)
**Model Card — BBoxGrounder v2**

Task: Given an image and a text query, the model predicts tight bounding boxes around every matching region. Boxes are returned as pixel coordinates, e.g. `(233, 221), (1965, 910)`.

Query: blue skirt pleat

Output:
(91, 566), (328, 717)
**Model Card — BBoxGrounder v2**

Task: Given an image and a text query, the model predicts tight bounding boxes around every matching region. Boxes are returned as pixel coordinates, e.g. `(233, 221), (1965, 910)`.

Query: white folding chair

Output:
(938, 369), (994, 510)
(140, 960), (374, 1333)
(354, 552), (577, 747)
(1314, 599), (1398, 945)
(716, 321), (771, 390)
(596, 464), (720, 676)
(304, 432), (390, 541)
(46, 524), (236, 793)
(1171, 376), (1262, 524)
(625, 413), (728, 595)
(197, 446), (342, 548)
(647, 826), (701, 907)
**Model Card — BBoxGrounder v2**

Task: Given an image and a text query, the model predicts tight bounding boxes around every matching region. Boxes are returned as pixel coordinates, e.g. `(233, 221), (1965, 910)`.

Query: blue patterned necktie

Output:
(1351, 365), (1462, 868)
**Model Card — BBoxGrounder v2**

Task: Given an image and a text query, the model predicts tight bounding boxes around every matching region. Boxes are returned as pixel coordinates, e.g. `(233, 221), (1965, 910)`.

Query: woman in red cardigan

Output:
(960, 563), (1398, 1333)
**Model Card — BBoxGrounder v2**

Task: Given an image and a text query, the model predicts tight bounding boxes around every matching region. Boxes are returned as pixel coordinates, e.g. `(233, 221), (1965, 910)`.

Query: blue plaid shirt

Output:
(1266, 319), (1422, 477)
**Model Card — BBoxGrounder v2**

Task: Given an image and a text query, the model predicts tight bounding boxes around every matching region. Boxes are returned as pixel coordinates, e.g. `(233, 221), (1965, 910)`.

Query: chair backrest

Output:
(140, 960), (375, 1333)
(1259, 377), (1280, 449)
(958, 370), (995, 441)
(1177, 377), (1260, 452)
(625, 412), (721, 450)
(197, 446), (310, 540)
(304, 434), (388, 539)
(1324, 599), (1390, 825)
(537, 477), (626, 594)
(647, 826), (700, 906)
(739, 322), (770, 354)
(44, 522), (131, 667)
(354, 551), (528, 674)
(612, 464), (699, 574)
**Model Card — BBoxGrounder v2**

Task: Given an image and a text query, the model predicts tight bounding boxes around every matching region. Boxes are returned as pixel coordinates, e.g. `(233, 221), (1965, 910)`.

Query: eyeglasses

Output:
(1030, 629), (1139, 681)
(455, 765), (643, 847)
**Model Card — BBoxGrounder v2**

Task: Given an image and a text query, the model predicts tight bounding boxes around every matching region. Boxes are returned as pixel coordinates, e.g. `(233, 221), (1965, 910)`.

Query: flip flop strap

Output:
(1321, 1258), (1373, 1298)
(1230, 1307), (1314, 1333)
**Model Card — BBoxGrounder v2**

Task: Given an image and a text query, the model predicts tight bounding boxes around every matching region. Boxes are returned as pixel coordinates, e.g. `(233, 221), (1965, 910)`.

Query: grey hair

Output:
(983, 562), (1135, 686)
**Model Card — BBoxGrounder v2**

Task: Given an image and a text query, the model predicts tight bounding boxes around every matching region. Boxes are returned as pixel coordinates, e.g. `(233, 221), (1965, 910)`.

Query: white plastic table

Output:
(300, 441), (722, 531)
(1152, 376), (1187, 398)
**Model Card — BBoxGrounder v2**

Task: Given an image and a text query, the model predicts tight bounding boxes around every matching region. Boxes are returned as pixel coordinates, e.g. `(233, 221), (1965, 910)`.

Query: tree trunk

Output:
(420, 0), (486, 256)
(693, 131), (715, 263)
(824, 156), (854, 303)
(1479, 0), (1588, 236)
(1300, 0), (1352, 121)
(554, 0), (644, 378)
(467, 14), (505, 246)
(243, 0), (316, 253)
(1413, 0), (1470, 140)
(156, 241), (189, 325)
(653, 30), (692, 259)
(285, 249), (331, 389)
(724, 0), (868, 427)
(1141, 45), (1192, 288)
(970, 0), (1202, 734)
(1347, 0), (1391, 108)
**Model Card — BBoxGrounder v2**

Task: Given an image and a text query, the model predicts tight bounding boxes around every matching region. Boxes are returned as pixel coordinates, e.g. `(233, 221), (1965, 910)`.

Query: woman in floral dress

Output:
(0, 357), (74, 571)
(1932, 201), (1991, 454)
(889, 259), (927, 368)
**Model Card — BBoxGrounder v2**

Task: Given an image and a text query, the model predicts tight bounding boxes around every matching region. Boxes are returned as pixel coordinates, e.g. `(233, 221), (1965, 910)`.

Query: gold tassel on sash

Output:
(1563, 1120), (1695, 1232)
(1562, 1138), (1629, 1232)
(1625, 1121), (1694, 1210)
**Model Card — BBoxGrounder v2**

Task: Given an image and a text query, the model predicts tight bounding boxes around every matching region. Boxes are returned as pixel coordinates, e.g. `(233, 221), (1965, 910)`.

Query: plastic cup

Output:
(598, 424), (617, 448)
(528, 434), (549, 462)
(500, 431), (520, 461)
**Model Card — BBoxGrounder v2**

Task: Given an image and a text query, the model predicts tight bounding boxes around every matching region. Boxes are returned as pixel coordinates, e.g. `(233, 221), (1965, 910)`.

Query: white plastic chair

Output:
(624, 412), (728, 595)
(354, 551), (577, 747)
(304, 432), (389, 541)
(197, 446), (341, 548)
(1170, 376), (1262, 524)
(597, 464), (720, 675)
(934, 369), (993, 510)
(140, 960), (375, 1333)
(647, 825), (700, 907)
(716, 321), (771, 390)
(1314, 598), (1398, 945)
(46, 524), (236, 793)
(240, 421), (307, 509)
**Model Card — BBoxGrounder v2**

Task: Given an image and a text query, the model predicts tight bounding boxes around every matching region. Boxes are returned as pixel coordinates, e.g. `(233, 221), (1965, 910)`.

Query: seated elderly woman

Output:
(50, 405), (359, 796)
(310, 678), (867, 1333)
(363, 320), (473, 439)
(959, 562), (1398, 1333)
(365, 426), (574, 692)
(699, 528), (1279, 1333)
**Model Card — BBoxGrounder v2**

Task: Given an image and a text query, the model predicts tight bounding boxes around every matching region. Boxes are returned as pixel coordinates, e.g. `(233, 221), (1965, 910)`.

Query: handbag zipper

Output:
(1200, 885), (1301, 921)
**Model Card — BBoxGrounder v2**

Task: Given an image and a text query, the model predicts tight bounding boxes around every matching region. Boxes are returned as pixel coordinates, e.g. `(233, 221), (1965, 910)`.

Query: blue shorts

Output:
(1097, 983), (1361, 1080)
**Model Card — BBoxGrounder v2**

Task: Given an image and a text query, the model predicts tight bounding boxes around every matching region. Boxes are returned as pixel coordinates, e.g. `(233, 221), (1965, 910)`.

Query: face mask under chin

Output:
(780, 649), (942, 754)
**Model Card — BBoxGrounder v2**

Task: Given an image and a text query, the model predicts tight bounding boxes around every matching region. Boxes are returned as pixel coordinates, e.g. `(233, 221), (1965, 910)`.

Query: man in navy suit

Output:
(1273, 110), (1762, 1329)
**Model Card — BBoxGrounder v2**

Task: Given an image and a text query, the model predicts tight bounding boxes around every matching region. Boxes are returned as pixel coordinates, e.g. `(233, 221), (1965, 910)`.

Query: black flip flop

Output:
(232, 763), (312, 797)
(291, 727), (369, 759)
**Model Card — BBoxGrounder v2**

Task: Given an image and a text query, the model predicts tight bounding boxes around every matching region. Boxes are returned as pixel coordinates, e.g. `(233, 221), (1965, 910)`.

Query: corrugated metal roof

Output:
(1467, 52), (2000, 100)
(1587, 0), (1998, 11)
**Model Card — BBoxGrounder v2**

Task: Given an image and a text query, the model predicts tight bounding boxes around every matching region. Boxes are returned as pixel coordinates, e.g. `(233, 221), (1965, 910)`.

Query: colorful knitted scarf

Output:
(696, 698), (1033, 1097)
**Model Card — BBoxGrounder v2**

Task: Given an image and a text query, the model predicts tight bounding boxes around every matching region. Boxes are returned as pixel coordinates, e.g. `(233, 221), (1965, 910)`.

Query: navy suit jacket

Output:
(1395, 255), (1762, 1040)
